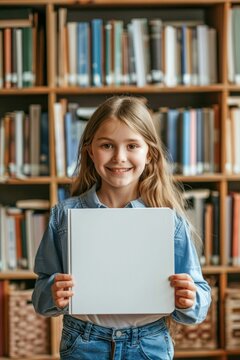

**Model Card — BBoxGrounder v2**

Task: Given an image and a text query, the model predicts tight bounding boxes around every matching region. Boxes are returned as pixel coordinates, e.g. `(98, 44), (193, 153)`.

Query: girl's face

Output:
(88, 118), (149, 194)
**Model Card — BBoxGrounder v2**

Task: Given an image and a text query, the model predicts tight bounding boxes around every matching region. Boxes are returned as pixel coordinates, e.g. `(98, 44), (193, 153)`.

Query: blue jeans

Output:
(60, 315), (174, 360)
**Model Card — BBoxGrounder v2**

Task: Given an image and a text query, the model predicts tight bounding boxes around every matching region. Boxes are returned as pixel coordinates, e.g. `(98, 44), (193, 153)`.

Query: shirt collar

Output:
(80, 184), (146, 208)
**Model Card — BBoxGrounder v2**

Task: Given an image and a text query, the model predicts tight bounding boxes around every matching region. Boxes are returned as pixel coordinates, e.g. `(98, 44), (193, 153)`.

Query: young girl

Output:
(32, 96), (211, 360)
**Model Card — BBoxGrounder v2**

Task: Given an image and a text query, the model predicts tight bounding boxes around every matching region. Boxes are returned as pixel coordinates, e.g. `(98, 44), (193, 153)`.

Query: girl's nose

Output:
(112, 147), (127, 162)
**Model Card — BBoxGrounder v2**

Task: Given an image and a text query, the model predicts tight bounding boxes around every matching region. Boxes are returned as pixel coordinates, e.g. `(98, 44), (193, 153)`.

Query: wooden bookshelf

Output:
(0, 0), (240, 359)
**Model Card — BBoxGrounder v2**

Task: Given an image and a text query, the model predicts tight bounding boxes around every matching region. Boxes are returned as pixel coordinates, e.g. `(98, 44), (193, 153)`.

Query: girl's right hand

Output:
(51, 273), (74, 309)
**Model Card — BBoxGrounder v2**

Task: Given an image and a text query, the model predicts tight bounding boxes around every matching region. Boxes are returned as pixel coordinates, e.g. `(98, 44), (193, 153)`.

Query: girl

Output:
(32, 96), (211, 360)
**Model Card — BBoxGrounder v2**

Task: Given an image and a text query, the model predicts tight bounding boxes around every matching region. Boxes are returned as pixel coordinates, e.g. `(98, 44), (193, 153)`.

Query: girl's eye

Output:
(101, 144), (113, 149)
(128, 144), (139, 150)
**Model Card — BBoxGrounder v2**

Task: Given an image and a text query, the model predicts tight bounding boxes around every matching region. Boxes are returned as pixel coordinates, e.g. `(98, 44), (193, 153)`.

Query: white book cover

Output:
(15, 111), (24, 177)
(67, 22), (77, 86)
(53, 103), (66, 177)
(132, 19), (147, 87)
(164, 26), (178, 87)
(231, 108), (240, 174)
(197, 25), (209, 85)
(68, 208), (174, 315)
(225, 117), (232, 174)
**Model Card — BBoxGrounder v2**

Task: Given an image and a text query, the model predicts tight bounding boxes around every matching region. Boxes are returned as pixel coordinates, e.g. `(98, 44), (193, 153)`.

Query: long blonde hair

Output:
(71, 96), (186, 217)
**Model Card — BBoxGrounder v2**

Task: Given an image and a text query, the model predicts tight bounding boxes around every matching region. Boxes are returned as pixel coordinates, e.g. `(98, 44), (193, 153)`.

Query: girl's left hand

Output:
(169, 273), (197, 309)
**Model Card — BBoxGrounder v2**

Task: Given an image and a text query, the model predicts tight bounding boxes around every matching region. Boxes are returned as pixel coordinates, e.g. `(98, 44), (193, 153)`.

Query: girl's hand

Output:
(51, 273), (74, 309)
(169, 273), (197, 309)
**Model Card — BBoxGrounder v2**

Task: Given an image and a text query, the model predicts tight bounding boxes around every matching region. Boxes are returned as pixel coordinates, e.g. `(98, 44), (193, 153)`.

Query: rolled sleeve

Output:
(172, 216), (211, 324)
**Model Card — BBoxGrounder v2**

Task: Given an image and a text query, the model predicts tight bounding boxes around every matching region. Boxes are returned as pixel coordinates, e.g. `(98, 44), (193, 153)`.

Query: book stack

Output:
(152, 105), (220, 175)
(0, 105), (49, 180)
(0, 9), (44, 89)
(55, 9), (218, 88)
(0, 200), (49, 271)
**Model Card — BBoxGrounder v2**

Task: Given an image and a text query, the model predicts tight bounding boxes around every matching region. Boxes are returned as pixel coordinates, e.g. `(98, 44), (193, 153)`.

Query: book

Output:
(149, 19), (163, 84)
(211, 191), (220, 265)
(68, 208), (174, 314)
(91, 19), (103, 87)
(16, 199), (50, 210)
(164, 25), (178, 87)
(67, 22), (77, 86)
(22, 27), (34, 87)
(77, 22), (90, 87)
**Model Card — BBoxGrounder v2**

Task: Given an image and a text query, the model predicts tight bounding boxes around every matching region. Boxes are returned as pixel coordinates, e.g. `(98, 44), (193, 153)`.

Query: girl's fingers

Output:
(54, 290), (74, 299)
(176, 297), (194, 308)
(175, 288), (196, 299)
(54, 280), (74, 289)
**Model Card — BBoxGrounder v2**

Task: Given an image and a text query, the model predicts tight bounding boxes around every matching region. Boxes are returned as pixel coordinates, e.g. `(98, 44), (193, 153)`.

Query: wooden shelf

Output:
(175, 349), (225, 358)
(0, 87), (49, 95)
(53, 84), (225, 94)
(51, 0), (226, 5)
(0, 177), (52, 185)
(0, 271), (36, 280)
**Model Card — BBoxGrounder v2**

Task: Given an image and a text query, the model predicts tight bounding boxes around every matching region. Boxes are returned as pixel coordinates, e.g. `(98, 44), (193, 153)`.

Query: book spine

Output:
(4, 28), (12, 89)
(91, 19), (103, 87)
(77, 22), (90, 87)
(22, 27), (33, 87)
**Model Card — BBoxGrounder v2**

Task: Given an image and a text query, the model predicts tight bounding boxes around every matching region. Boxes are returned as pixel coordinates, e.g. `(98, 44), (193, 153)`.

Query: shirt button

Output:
(115, 330), (122, 337)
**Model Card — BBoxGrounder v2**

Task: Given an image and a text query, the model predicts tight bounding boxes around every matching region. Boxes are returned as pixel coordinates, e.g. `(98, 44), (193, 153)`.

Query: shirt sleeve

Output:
(171, 216), (212, 324)
(32, 206), (68, 317)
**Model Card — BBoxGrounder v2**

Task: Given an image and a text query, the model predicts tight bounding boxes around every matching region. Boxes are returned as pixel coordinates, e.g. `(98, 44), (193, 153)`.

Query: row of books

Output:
(228, 7), (240, 85)
(184, 189), (220, 266)
(185, 189), (240, 266)
(53, 100), (95, 177)
(0, 200), (49, 271)
(0, 105), (49, 180)
(56, 8), (218, 87)
(0, 9), (44, 89)
(54, 101), (220, 177)
(226, 97), (240, 174)
(152, 106), (220, 175)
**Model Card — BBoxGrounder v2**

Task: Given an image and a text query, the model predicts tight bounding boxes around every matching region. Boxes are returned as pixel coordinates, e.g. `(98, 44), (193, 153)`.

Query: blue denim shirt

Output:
(32, 184), (211, 325)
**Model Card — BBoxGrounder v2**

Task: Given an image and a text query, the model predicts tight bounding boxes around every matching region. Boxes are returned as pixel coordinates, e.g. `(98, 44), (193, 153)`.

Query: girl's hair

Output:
(71, 95), (186, 218)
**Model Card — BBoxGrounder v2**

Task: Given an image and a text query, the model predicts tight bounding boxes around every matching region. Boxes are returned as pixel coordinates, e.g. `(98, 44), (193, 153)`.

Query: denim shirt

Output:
(32, 184), (211, 326)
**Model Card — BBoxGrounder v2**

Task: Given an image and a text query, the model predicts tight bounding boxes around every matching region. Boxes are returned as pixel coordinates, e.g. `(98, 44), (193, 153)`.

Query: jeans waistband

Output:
(63, 315), (167, 344)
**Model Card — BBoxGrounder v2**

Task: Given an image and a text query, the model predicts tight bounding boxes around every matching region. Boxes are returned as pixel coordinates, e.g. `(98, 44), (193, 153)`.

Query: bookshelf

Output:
(0, 0), (240, 359)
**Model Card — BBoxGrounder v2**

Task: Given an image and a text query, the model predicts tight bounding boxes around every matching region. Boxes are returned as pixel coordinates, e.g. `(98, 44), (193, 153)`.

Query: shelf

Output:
(51, 0), (226, 5)
(175, 349), (225, 358)
(202, 266), (240, 274)
(0, 177), (52, 185)
(0, 87), (49, 95)
(2, 174), (237, 185)
(53, 84), (225, 94)
(0, 271), (36, 280)
(175, 174), (224, 182)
